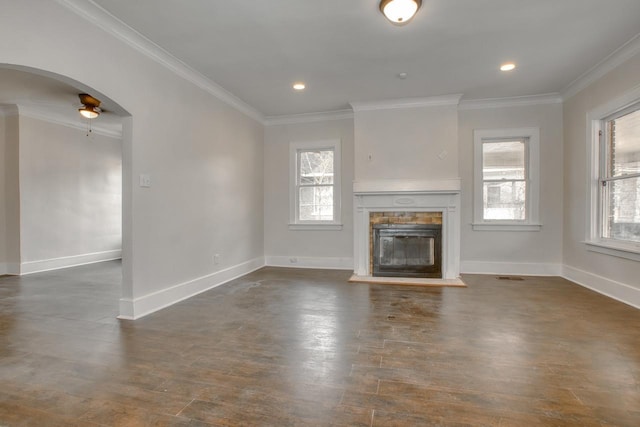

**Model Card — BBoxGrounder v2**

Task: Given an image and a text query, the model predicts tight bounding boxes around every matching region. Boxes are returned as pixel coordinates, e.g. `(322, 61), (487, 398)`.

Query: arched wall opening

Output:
(0, 64), (133, 316)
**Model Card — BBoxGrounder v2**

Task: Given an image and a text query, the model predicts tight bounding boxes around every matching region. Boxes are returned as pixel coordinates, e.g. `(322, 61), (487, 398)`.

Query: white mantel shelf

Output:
(353, 179), (461, 194)
(352, 179), (461, 280)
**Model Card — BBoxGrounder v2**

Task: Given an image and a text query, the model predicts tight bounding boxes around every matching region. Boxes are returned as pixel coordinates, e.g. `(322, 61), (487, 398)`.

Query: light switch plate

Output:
(139, 174), (151, 188)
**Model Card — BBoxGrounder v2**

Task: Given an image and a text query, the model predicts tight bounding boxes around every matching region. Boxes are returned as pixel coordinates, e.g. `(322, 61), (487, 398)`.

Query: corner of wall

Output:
(119, 257), (265, 320)
(562, 264), (640, 309)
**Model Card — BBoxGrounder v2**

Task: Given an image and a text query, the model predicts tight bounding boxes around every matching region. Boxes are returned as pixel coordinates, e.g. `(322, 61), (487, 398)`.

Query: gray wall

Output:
(354, 105), (459, 181)
(563, 52), (640, 300)
(458, 103), (564, 272)
(0, 110), (21, 273)
(264, 119), (354, 267)
(1, 0), (265, 317)
(18, 115), (122, 265)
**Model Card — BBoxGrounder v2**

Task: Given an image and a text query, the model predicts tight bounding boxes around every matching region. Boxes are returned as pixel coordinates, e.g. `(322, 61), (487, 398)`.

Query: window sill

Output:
(585, 240), (640, 262)
(472, 222), (542, 231)
(288, 223), (343, 231)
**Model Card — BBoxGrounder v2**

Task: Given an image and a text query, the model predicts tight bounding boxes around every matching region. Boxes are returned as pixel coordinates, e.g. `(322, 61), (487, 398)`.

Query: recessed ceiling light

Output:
(293, 82), (306, 91)
(398, 72), (408, 79)
(500, 63), (516, 72)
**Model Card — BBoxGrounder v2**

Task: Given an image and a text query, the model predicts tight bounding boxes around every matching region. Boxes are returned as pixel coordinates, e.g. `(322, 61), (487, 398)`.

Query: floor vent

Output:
(497, 276), (524, 281)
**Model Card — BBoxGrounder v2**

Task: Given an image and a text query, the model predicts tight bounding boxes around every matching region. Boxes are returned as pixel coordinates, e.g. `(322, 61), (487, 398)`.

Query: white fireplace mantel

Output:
(353, 179), (461, 280)
(353, 178), (461, 194)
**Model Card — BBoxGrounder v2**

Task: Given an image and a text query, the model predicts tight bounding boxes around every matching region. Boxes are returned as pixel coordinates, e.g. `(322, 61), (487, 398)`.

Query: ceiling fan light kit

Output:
(78, 93), (101, 119)
(379, 0), (422, 25)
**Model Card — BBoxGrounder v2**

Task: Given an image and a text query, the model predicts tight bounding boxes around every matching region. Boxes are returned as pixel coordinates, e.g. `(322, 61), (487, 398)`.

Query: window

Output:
(473, 128), (541, 231)
(600, 105), (640, 242)
(289, 140), (342, 230)
(482, 139), (527, 220)
(586, 90), (640, 261)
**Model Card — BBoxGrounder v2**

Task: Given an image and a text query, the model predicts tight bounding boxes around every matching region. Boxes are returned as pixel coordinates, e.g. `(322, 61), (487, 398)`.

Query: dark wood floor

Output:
(1, 261), (639, 426)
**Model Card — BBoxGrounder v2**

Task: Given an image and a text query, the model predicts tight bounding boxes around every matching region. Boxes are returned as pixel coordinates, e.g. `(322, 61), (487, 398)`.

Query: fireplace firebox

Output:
(372, 224), (442, 278)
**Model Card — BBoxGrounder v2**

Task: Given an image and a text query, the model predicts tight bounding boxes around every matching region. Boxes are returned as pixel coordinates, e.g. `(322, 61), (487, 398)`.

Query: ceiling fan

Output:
(78, 93), (102, 119)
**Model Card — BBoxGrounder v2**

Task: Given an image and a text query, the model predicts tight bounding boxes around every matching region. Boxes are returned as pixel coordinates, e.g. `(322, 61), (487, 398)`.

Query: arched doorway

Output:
(0, 64), (133, 317)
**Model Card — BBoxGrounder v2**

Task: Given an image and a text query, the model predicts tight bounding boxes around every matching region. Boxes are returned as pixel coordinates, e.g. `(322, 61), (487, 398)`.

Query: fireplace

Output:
(353, 179), (461, 280)
(373, 223), (442, 278)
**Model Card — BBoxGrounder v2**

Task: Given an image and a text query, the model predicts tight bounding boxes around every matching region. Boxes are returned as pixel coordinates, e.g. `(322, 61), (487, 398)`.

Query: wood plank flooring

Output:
(1, 261), (639, 426)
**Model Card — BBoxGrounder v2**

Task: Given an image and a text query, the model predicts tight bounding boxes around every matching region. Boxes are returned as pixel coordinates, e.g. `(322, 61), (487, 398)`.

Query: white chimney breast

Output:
(350, 95), (462, 279)
(352, 96), (461, 183)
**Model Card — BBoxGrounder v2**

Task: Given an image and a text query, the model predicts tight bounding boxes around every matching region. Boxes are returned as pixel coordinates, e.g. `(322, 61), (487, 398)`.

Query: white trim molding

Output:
(563, 264), (640, 310)
(585, 241), (640, 262)
(264, 109), (353, 126)
(471, 223), (542, 232)
(350, 94), (462, 112)
(0, 263), (21, 275)
(118, 256), (265, 320)
(461, 261), (562, 276)
(265, 256), (353, 270)
(353, 179), (461, 194)
(287, 224), (343, 231)
(55, 0), (263, 123)
(20, 250), (122, 275)
(459, 94), (562, 111)
(562, 33), (640, 101)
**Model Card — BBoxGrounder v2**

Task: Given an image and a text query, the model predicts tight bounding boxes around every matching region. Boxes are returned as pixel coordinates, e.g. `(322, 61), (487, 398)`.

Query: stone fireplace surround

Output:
(353, 179), (461, 280)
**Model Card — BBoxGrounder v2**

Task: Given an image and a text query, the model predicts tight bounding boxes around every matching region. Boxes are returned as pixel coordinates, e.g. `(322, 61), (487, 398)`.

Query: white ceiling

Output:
(90, 0), (640, 117)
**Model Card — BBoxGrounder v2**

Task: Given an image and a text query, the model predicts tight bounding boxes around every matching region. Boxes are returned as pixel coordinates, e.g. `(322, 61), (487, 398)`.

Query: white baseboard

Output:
(19, 250), (122, 275)
(265, 256), (354, 270)
(460, 261), (563, 276)
(562, 264), (640, 310)
(118, 256), (266, 320)
(6, 263), (20, 275)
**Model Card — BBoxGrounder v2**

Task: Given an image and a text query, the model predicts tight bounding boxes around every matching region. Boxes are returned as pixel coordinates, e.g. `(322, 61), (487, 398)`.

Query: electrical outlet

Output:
(214, 254), (220, 265)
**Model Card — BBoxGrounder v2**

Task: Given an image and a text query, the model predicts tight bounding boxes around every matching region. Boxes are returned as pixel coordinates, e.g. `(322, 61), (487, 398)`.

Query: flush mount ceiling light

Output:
(78, 93), (101, 119)
(500, 63), (516, 71)
(293, 82), (306, 91)
(379, 0), (422, 25)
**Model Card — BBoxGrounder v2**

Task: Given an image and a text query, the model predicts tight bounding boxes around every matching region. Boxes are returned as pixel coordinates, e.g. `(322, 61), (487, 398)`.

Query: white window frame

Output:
(472, 128), (541, 231)
(289, 139), (342, 231)
(586, 88), (640, 262)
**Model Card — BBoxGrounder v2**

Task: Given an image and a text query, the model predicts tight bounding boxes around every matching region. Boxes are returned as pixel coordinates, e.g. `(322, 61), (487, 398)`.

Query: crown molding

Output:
(562, 32), (640, 101)
(0, 105), (19, 117)
(18, 106), (123, 139)
(458, 93), (563, 111)
(349, 94), (463, 112)
(264, 109), (354, 126)
(264, 92), (565, 123)
(55, 0), (264, 124)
